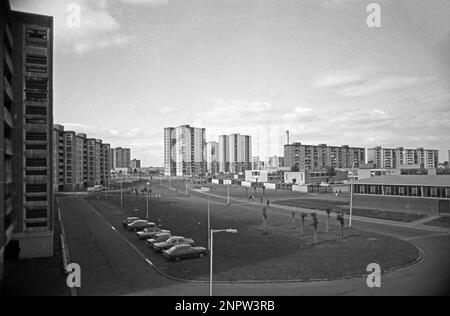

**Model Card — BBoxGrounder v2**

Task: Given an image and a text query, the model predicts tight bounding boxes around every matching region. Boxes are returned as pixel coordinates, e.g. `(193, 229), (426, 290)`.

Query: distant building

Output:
(367, 147), (439, 169)
(284, 143), (365, 170)
(252, 157), (264, 170)
(164, 125), (206, 176)
(52, 126), (111, 192)
(352, 175), (450, 215)
(266, 156), (284, 168)
(111, 147), (131, 170)
(206, 141), (219, 174)
(131, 159), (141, 169)
(285, 130), (290, 146)
(218, 134), (252, 174)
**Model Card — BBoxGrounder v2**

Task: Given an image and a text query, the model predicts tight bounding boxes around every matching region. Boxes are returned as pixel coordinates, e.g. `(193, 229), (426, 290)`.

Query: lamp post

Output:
(120, 176), (123, 206)
(146, 182), (150, 221)
(349, 161), (357, 228)
(210, 228), (238, 297)
(207, 196), (211, 250)
(227, 184), (230, 206)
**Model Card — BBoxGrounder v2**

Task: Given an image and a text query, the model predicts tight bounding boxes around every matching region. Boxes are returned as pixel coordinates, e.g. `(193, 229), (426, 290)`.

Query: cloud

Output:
(11, 0), (168, 54)
(119, 0), (169, 6)
(314, 67), (437, 98)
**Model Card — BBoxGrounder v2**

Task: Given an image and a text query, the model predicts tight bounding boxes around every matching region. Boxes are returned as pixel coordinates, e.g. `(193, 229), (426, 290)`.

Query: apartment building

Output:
(52, 125), (111, 192)
(284, 143), (366, 171)
(206, 141), (219, 175)
(1, 0), (54, 282)
(130, 159), (141, 169)
(218, 134), (252, 174)
(111, 147), (131, 170)
(266, 156), (285, 169)
(52, 125), (64, 192)
(164, 125), (206, 176)
(367, 147), (439, 169)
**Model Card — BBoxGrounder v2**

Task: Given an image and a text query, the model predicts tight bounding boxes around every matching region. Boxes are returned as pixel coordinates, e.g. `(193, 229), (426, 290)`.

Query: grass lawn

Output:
(273, 199), (427, 223)
(85, 186), (420, 282)
(425, 216), (450, 228)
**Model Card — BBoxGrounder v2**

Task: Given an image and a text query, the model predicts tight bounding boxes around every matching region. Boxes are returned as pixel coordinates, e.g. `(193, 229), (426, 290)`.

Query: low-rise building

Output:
(352, 175), (450, 215)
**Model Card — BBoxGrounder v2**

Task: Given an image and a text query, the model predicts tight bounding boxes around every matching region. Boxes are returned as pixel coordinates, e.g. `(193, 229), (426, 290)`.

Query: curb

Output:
(57, 198), (78, 297)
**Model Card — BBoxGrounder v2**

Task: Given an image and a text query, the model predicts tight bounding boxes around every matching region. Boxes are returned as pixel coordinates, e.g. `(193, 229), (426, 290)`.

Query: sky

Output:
(11, 0), (450, 166)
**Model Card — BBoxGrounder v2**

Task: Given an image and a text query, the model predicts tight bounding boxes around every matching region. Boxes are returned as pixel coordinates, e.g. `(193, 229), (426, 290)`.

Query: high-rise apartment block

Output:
(218, 134), (252, 174)
(52, 125), (111, 192)
(284, 143), (366, 170)
(111, 147), (131, 170)
(206, 141), (219, 174)
(1, 0), (54, 281)
(164, 125), (206, 176)
(367, 147), (439, 169)
(130, 159), (141, 170)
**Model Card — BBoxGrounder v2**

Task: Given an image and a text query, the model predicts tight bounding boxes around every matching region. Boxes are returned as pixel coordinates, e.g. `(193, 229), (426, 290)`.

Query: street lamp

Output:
(146, 182), (150, 221)
(349, 161), (357, 227)
(120, 175), (123, 206)
(227, 184), (230, 206)
(210, 228), (238, 297)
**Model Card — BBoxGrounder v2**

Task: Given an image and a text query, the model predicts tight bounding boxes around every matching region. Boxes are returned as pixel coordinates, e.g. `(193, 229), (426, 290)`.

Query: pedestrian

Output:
(267, 199), (270, 207)
(260, 197), (263, 204)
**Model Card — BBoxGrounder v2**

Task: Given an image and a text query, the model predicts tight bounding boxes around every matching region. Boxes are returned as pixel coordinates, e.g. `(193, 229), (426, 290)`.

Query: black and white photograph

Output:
(0, 0), (450, 300)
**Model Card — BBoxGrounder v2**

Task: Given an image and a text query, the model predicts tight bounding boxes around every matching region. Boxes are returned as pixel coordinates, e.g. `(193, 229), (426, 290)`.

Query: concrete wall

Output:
(292, 185), (308, 193)
(353, 194), (441, 215)
(264, 183), (276, 190)
(14, 231), (54, 259)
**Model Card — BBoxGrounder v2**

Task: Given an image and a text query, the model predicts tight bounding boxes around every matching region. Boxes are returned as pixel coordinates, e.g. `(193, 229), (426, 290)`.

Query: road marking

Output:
(82, 201), (158, 271)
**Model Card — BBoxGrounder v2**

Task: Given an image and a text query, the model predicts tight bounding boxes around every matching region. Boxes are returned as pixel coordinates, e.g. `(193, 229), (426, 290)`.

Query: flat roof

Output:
(355, 175), (450, 187)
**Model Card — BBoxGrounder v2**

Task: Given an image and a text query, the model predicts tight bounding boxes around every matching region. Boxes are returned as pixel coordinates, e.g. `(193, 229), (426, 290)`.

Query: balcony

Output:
(3, 76), (13, 101)
(4, 107), (13, 129)
(5, 223), (15, 244)
(4, 47), (14, 74)
(5, 138), (13, 156)
(5, 197), (13, 216)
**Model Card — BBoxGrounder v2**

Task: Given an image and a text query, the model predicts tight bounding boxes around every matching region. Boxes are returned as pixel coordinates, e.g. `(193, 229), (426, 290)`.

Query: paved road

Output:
(59, 184), (450, 296)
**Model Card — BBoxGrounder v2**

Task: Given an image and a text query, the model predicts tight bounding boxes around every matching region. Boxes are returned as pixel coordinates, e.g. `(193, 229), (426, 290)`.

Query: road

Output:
(58, 183), (450, 296)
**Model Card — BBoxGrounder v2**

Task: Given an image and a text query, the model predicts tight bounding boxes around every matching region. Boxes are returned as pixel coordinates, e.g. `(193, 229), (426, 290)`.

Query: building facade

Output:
(284, 143), (366, 171)
(367, 147), (439, 169)
(218, 134), (252, 174)
(164, 125), (206, 176)
(352, 176), (450, 215)
(130, 159), (141, 169)
(206, 141), (219, 175)
(266, 156), (284, 169)
(1, 0), (55, 282)
(52, 125), (111, 192)
(111, 147), (131, 170)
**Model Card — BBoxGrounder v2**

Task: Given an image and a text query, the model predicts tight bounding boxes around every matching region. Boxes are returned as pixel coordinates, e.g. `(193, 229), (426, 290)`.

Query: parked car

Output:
(163, 244), (208, 262)
(122, 217), (140, 228)
(146, 232), (172, 247)
(127, 220), (156, 232)
(136, 227), (170, 240)
(153, 236), (194, 252)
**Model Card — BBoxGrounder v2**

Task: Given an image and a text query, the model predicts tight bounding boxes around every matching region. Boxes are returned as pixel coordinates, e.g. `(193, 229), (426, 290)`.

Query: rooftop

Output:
(355, 175), (450, 187)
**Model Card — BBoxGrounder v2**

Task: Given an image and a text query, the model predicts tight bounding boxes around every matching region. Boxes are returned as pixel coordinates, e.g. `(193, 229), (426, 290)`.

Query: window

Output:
(26, 132), (47, 141)
(26, 106), (47, 116)
(26, 91), (48, 102)
(399, 186), (405, 196)
(26, 28), (48, 40)
(26, 65), (47, 74)
(26, 170), (47, 176)
(26, 183), (47, 193)
(26, 222), (48, 229)
(26, 77), (48, 93)
(26, 54), (47, 65)
(26, 158), (47, 167)
(431, 188), (437, 198)
(385, 186), (392, 195)
(370, 186), (377, 195)
(26, 118), (47, 125)
(26, 144), (47, 150)
(412, 187), (418, 197)
(26, 209), (48, 219)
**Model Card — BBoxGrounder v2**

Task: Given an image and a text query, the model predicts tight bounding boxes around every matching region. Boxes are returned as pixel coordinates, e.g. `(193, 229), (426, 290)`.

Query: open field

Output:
(84, 183), (420, 282)
(425, 216), (450, 228)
